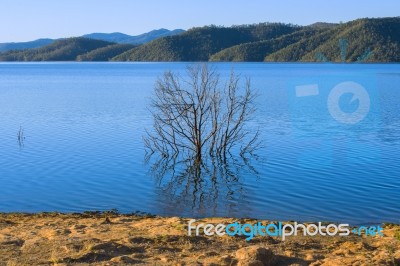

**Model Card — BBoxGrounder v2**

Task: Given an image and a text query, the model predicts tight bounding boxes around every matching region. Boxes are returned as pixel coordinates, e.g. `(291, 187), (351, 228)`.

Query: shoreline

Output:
(1, 212), (399, 265)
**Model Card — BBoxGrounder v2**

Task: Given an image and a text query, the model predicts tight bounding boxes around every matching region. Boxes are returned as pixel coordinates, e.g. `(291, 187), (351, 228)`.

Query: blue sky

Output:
(1, 0), (399, 42)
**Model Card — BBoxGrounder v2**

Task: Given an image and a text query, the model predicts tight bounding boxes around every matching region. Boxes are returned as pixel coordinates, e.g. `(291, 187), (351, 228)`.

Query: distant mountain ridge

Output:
(0, 29), (185, 52)
(0, 17), (399, 62)
(0, 38), (54, 52)
(82, 29), (185, 44)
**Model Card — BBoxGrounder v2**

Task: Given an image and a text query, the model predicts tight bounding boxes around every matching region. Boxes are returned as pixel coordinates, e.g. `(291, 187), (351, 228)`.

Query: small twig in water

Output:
(17, 126), (25, 147)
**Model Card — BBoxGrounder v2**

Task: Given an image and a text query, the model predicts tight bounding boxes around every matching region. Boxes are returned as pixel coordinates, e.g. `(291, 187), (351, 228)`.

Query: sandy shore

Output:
(0, 212), (399, 265)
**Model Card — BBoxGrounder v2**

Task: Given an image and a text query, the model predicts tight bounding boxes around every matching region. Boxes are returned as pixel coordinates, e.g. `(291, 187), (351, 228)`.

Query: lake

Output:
(0, 62), (399, 225)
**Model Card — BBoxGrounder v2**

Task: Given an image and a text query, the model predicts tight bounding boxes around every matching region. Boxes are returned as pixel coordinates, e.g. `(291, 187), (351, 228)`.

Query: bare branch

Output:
(144, 64), (260, 164)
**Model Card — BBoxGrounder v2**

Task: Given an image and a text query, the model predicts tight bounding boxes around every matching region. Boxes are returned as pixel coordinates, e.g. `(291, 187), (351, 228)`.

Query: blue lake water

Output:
(0, 62), (399, 225)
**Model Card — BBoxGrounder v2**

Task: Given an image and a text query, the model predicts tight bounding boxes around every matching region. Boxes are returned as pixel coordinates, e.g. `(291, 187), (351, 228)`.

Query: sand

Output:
(0, 212), (399, 265)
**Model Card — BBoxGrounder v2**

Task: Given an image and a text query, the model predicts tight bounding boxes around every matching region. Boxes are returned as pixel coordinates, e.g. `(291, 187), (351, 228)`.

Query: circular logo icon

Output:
(327, 81), (370, 125)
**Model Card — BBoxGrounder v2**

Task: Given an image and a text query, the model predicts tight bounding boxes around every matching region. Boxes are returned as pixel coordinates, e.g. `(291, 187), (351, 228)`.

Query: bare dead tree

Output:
(144, 64), (259, 164)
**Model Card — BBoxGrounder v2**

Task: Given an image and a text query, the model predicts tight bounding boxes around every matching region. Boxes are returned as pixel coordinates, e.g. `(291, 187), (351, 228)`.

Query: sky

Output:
(1, 0), (399, 42)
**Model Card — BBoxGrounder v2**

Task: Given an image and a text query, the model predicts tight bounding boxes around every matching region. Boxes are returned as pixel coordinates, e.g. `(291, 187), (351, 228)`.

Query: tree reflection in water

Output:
(144, 65), (262, 216)
(146, 153), (261, 217)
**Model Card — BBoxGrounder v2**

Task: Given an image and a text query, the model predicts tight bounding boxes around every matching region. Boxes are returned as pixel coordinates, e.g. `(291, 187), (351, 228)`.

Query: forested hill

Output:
(265, 17), (400, 62)
(0, 39), (54, 53)
(0, 17), (399, 62)
(0, 29), (184, 53)
(113, 23), (300, 61)
(0, 38), (116, 61)
(114, 17), (399, 62)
